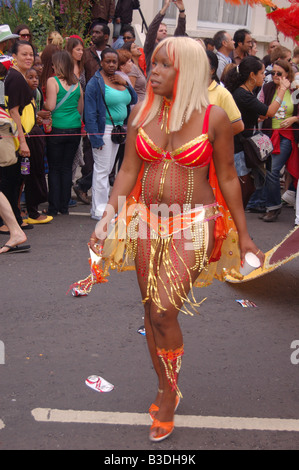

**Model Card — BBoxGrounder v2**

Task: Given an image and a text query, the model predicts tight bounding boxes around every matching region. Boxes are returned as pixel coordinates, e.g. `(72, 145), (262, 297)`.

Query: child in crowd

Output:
(21, 67), (52, 224)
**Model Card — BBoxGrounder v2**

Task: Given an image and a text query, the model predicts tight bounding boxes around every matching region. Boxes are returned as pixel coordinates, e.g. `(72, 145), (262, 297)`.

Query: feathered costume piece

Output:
(267, 2), (299, 45)
(224, 0), (276, 7)
(66, 247), (108, 296)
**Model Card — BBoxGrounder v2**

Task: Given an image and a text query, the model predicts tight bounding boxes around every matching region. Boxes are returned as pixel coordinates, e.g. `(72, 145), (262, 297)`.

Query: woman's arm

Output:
(265, 77), (291, 118)
(44, 77), (58, 111)
(210, 106), (265, 266)
(89, 104), (143, 251)
(77, 84), (84, 116)
(9, 106), (30, 157)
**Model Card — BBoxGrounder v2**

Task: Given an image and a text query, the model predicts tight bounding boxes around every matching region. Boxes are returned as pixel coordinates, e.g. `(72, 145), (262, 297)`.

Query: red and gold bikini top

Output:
(136, 104), (213, 168)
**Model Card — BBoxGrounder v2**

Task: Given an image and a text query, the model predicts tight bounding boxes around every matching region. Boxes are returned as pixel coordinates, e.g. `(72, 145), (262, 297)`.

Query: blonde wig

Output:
(132, 36), (210, 132)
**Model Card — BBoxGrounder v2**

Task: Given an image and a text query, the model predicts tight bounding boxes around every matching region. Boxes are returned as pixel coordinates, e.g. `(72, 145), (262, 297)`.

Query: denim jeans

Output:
(234, 150), (251, 177)
(265, 135), (292, 211)
(47, 128), (81, 214)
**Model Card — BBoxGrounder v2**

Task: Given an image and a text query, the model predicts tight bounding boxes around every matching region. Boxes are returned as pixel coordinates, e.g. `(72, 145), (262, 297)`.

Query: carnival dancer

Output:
(89, 37), (264, 442)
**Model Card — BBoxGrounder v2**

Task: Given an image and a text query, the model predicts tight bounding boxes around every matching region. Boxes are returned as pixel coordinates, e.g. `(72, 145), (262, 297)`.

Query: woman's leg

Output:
(265, 136), (292, 211)
(59, 132), (81, 214)
(0, 192), (27, 253)
(135, 218), (215, 439)
(91, 125), (119, 219)
(47, 134), (63, 215)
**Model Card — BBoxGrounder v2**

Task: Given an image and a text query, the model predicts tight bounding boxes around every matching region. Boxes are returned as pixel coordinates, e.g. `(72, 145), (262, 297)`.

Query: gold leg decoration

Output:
(157, 345), (184, 398)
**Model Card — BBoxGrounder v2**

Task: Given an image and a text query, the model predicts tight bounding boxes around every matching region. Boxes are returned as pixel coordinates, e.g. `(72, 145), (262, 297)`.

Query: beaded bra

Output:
(136, 104), (213, 169)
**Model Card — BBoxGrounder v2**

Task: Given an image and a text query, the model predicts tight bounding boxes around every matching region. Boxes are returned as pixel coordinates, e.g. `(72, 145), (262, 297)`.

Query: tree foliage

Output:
(0, 0), (92, 50)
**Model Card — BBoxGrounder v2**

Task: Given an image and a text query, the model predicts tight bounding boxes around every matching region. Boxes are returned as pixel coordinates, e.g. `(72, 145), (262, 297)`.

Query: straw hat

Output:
(0, 24), (20, 43)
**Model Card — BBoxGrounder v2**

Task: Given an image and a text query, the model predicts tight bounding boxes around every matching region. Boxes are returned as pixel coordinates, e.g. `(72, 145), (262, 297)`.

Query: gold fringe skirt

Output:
(101, 200), (241, 315)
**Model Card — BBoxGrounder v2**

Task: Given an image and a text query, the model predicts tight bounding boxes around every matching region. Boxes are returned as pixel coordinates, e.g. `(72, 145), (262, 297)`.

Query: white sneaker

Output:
(281, 190), (296, 207)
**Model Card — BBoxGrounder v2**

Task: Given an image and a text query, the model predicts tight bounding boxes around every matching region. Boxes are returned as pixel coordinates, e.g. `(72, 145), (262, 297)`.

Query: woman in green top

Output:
(259, 59), (299, 222)
(44, 50), (84, 215)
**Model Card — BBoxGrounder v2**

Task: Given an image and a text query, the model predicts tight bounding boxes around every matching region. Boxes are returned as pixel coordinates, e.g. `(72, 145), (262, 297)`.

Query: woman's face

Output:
(72, 44), (84, 63)
(253, 65), (265, 87)
(150, 46), (177, 99)
(130, 43), (141, 58)
(272, 64), (288, 86)
(13, 44), (34, 72)
(19, 28), (31, 42)
(122, 58), (133, 75)
(101, 52), (118, 75)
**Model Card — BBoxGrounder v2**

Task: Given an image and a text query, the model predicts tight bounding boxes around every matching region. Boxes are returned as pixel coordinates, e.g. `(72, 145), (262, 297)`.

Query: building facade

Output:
(133, 0), (296, 57)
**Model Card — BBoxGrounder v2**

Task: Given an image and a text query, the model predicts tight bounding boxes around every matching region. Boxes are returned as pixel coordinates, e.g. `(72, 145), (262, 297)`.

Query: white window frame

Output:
(197, 0), (252, 31)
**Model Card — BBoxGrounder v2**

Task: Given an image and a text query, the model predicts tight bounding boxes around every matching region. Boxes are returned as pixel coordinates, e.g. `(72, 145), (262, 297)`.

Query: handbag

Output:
(241, 130), (273, 169)
(0, 108), (19, 167)
(99, 85), (127, 145)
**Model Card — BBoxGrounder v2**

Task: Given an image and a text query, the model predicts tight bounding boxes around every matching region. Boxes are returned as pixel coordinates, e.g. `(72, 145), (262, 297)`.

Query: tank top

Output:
(52, 77), (81, 129)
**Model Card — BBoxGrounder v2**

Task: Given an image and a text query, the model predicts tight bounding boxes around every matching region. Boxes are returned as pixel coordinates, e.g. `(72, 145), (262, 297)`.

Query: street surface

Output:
(0, 198), (299, 451)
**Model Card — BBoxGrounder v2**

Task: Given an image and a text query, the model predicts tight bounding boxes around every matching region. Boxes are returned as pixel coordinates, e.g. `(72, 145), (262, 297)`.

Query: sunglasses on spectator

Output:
(20, 33), (31, 38)
(270, 71), (283, 77)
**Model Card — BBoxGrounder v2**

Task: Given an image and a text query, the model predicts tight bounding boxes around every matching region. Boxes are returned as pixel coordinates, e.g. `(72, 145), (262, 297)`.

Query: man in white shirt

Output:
(213, 30), (234, 81)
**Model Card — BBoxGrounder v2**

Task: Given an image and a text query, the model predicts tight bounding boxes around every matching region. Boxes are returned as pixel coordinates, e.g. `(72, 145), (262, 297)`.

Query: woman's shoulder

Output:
(5, 67), (24, 85)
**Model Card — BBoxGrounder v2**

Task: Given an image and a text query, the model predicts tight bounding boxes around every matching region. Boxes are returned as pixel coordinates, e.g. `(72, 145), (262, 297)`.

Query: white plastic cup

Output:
(239, 252), (261, 276)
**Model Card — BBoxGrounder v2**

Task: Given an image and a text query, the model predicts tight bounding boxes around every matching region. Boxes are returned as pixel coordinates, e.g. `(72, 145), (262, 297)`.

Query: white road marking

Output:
(0, 419), (5, 430)
(31, 409), (299, 432)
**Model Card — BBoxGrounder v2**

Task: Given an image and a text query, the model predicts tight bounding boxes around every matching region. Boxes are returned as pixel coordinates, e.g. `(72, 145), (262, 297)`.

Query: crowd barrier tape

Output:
(1, 127), (299, 139)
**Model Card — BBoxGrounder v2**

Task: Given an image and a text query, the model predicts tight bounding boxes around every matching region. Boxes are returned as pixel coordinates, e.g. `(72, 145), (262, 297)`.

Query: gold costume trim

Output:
(113, 202), (221, 316)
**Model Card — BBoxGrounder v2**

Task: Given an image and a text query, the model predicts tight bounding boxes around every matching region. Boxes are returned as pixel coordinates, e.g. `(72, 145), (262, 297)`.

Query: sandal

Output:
(149, 395), (180, 421)
(149, 418), (174, 442)
(149, 403), (159, 421)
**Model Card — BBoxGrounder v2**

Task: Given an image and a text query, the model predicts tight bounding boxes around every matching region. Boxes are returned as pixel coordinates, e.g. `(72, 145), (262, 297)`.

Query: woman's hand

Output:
(89, 204), (116, 254)
(279, 76), (291, 92)
(109, 74), (127, 87)
(37, 110), (51, 120)
(239, 233), (265, 269)
(19, 140), (30, 158)
(280, 116), (298, 129)
(89, 230), (104, 256)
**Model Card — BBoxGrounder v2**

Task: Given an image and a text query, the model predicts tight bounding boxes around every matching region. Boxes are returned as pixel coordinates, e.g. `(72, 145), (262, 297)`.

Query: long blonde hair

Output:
(132, 36), (210, 132)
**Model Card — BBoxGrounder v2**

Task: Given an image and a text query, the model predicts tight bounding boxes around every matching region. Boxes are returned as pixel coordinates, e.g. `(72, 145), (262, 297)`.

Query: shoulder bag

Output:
(241, 129), (273, 169)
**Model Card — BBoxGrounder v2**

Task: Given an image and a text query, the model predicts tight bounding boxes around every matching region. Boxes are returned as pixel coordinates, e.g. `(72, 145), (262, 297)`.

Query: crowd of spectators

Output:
(0, 0), (298, 253)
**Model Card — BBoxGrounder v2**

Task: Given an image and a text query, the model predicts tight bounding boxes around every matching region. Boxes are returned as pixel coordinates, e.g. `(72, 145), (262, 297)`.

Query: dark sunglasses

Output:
(20, 33), (31, 38)
(270, 71), (283, 77)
